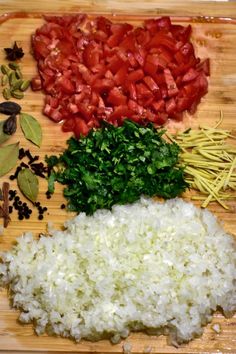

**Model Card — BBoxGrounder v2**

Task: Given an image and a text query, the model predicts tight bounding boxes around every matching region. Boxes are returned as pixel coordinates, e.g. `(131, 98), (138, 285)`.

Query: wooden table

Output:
(0, 1), (235, 353)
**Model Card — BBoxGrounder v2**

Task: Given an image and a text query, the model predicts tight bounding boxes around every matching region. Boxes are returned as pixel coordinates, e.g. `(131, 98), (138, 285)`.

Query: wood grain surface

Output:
(0, 1), (236, 353)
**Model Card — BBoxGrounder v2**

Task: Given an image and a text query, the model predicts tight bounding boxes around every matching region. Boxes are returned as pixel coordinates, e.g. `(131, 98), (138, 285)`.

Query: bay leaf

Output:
(17, 168), (39, 203)
(0, 120), (11, 145)
(20, 113), (42, 147)
(0, 142), (19, 177)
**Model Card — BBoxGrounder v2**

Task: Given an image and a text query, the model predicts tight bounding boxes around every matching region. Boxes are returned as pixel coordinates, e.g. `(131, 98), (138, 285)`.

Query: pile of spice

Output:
(8, 148), (48, 222)
(1, 62), (29, 101)
(0, 99), (45, 227)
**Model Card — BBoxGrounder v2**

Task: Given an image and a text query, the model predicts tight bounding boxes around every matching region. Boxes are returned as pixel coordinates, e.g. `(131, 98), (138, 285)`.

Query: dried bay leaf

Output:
(20, 113), (42, 147)
(0, 142), (19, 177)
(17, 168), (38, 203)
(0, 120), (11, 144)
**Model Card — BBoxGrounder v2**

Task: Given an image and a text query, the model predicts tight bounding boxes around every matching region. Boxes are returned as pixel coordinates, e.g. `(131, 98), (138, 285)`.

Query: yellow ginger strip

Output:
(223, 156), (236, 191)
(201, 172), (227, 208)
(169, 120), (236, 209)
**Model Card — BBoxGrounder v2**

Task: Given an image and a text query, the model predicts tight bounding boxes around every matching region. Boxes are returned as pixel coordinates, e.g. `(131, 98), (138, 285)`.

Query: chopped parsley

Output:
(46, 120), (188, 214)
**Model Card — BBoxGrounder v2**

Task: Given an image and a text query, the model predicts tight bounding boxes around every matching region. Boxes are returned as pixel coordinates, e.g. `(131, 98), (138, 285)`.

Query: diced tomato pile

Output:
(31, 14), (210, 138)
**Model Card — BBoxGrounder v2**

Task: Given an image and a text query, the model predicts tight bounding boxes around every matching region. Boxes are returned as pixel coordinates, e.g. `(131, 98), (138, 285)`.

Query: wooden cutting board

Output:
(0, 1), (236, 353)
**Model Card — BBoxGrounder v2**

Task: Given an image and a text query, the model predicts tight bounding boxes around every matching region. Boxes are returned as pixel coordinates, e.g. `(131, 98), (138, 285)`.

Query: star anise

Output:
(4, 42), (24, 61)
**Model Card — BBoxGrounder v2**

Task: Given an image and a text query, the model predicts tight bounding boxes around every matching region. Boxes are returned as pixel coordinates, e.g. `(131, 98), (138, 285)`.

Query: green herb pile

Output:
(46, 120), (188, 214)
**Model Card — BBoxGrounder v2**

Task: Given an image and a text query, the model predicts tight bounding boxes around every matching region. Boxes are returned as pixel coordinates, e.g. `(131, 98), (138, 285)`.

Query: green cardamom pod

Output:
(2, 87), (11, 100)
(19, 80), (30, 91)
(3, 114), (17, 135)
(15, 69), (23, 80)
(8, 62), (19, 70)
(1, 75), (8, 86)
(1, 64), (11, 75)
(9, 71), (17, 86)
(12, 79), (24, 90)
(11, 90), (24, 99)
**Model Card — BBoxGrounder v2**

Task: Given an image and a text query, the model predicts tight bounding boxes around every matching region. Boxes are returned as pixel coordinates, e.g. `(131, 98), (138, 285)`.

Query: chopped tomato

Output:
(62, 117), (75, 132)
(128, 69), (144, 82)
(107, 87), (127, 106)
(31, 76), (42, 91)
(32, 14), (209, 137)
(74, 117), (90, 138)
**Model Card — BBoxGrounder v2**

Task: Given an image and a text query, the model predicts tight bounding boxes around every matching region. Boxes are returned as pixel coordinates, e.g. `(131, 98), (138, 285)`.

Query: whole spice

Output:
(1, 75), (8, 86)
(1, 64), (11, 75)
(19, 113), (42, 147)
(8, 62), (19, 70)
(11, 90), (24, 99)
(2, 87), (11, 100)
(0, 101), (21, 115)
(19, 80), (30, 92)
(3, 114), (17, 135)
(0, 142), (19, 177)
(0, 182), (10, 227)
(4, 42), (24, 61)
(17, 168), (39, 203)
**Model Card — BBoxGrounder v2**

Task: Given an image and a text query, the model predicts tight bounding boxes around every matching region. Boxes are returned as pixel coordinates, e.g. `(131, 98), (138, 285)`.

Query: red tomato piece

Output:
(196, 58), (210, 76)
(107, 55), (126, 74)
(96, 16), (112, 35)
(120, 33), (136, 52)
(83, 42), (100, 68)
(92, 78), (115, 93)
(143, 61), (157, 77)
(31, 76), (42, 91)
(43, 104), (63, 122)
(182, 68), (200, 83)
(128, 69), (144, 82)
(165, 97), (177, 115)
(109, 106), (134, 121)
(135, 28), (151, 46)
(151, 99), (165, 112)
(128, 99), (144, 115)
(146, 32), (176, 51)
(114, 62), (129, 85)
(163, 68), (179, 97)
(56, 76), (75, 94)
(74, 117), (90, 138)
(62, 117), (75, 132)
(143, 76), (161, 98)
(136, 83), (154, 100)
(126, 82), (137, 101)
(107, 87), (127, 106)
(155, 112), (168, 125)
(170, 24), (192, 42)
